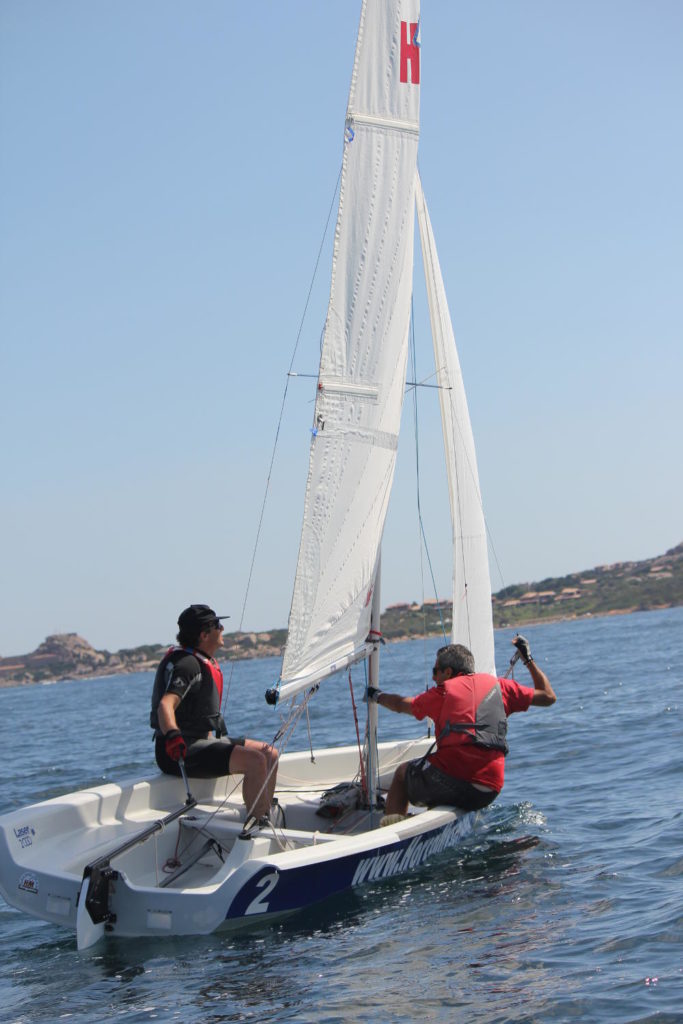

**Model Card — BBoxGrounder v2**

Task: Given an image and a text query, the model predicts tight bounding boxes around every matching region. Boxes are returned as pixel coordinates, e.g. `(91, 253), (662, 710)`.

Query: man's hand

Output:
(364, 686), (382, 703)
(513, 634), (533, 665)
(164, 729), (187, 762)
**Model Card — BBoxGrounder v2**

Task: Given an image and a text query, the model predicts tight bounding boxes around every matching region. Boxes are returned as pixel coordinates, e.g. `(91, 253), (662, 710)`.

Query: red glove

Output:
(164, 729), (187, 762)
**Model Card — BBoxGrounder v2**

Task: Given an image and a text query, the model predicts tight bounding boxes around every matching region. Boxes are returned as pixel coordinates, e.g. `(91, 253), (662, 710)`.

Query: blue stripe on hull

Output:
(226, 813), (475, 920)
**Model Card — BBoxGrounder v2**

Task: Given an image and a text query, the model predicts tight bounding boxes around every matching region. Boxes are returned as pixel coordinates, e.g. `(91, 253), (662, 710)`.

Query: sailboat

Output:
(0, 0), (495, 949)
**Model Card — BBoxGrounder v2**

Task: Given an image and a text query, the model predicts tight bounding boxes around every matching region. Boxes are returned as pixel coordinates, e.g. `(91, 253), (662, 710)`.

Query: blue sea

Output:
(0, 608), (681, 1023)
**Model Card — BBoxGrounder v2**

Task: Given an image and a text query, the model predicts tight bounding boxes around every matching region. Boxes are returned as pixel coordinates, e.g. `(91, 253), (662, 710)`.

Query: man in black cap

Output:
(150, 604), (278, 822)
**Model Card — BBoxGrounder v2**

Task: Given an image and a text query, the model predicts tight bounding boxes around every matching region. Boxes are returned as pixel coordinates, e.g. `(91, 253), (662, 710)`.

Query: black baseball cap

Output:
(177, 605), (230, 632)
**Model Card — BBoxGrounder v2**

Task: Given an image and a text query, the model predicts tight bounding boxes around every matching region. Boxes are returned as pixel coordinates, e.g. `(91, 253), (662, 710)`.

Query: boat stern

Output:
(0, 808), (82, 930)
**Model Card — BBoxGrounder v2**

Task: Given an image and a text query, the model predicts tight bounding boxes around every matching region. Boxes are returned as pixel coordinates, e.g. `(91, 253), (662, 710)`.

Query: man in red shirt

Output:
(368, 636), (556, 817)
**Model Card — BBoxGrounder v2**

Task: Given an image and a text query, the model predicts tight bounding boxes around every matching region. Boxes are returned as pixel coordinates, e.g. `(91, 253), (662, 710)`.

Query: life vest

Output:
(150, 646), (226, 739)
(436, 674), (509, 755)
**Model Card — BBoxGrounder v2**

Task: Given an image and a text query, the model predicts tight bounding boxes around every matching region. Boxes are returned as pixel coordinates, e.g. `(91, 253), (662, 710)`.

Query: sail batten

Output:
(348, 112), (420, 134)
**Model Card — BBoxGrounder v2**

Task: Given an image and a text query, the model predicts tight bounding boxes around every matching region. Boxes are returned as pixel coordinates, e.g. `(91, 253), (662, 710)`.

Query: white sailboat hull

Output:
(0, 739), (476, 948)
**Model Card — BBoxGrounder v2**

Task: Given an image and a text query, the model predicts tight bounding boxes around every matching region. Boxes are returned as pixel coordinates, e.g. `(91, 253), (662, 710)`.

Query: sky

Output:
(1, 1), (681, 658)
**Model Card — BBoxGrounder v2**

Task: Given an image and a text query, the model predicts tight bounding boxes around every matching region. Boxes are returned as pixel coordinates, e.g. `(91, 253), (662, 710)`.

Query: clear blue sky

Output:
(1, 1), (681, 657)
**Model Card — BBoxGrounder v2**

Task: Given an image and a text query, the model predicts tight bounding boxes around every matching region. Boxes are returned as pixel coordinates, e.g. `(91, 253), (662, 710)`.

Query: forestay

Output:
(280, 2), (422, 698)
(415, 173), (496, 675)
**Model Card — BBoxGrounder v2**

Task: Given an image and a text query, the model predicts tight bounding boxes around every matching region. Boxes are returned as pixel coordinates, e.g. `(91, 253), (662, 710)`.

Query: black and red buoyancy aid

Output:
(190, 647), (224, 707)
(435, 674), (509, 755)
(150, 646), (226, 739)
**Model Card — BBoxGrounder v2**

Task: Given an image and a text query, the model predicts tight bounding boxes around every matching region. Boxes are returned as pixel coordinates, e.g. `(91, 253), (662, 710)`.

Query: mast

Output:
(365, 551), (382, 819)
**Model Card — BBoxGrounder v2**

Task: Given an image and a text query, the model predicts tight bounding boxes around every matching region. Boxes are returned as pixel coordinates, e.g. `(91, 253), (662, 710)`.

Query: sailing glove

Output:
(164, 729), (187, 762)
(513, 635), (533, 665)
(365, 687), (382, 703)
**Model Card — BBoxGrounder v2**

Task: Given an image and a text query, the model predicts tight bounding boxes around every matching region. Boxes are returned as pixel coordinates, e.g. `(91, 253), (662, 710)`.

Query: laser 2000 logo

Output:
(13, 825), (35, 849)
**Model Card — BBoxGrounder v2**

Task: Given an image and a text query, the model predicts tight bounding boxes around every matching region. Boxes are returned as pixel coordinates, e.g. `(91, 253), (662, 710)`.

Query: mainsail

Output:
(279, 2), (422, 698)
(415, 173), (496, 674)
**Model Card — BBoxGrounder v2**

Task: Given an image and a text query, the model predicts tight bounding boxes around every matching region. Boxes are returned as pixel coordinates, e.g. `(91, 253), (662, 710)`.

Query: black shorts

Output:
(155, 735), (246, 779)
(405, 759), (498, 812)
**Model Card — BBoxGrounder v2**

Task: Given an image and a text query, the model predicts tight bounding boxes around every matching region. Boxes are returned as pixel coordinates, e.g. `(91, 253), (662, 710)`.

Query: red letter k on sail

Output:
(400, 21), (420, 84)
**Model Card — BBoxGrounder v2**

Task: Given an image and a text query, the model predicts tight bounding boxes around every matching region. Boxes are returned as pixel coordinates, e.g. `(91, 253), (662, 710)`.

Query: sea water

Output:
(0, 608), (681, 1023)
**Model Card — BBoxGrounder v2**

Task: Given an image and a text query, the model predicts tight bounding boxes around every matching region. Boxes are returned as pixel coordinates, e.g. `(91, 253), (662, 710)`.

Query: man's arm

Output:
(367, 688), (414, 715)
(157, 653), (201, 734)
(512, 634), (556, 706)
(526, 660), (556, 706)
(158, 692), (182, 734)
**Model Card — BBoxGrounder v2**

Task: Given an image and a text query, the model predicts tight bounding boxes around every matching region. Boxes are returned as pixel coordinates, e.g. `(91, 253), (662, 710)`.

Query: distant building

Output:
(519, 590), (556, 605)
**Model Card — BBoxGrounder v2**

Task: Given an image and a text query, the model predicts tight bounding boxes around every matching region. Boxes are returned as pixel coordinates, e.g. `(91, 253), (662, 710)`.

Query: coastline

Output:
(2, 542), (679, 688)
(0, 602), (677, 690)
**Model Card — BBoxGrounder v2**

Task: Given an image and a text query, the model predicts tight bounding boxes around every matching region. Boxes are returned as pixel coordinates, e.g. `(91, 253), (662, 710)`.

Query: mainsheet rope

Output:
(348, 669), (369, 804)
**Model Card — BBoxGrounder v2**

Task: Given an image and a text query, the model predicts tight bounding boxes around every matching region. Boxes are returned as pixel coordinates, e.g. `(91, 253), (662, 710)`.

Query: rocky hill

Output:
(1, 542), (680, 686)
(0, 634), (164, 687)
(0, 629), (289, 687)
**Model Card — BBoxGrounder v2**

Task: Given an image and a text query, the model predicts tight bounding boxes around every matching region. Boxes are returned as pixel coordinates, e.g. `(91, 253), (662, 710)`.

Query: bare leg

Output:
(384, 762), (409, 816)
(229, 740), (279, 818)
(243, 738), (279, 805)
